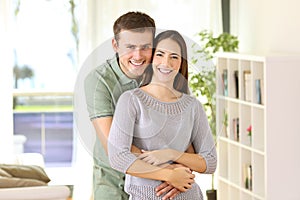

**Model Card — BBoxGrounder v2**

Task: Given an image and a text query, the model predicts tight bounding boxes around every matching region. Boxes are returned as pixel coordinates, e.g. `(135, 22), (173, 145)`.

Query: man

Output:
(85, 11), (183, 200)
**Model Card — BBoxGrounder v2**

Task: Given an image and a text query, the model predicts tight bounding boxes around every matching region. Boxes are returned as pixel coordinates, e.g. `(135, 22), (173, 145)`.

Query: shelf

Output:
(216, 95), (265, 110)
(216, 53), (300, 200)
(218, 177), (265, 200)
(219, 137), (264, 156)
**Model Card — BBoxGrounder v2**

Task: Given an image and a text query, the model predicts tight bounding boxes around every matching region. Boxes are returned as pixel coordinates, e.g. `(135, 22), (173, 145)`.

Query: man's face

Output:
(112, 30), (153, 79)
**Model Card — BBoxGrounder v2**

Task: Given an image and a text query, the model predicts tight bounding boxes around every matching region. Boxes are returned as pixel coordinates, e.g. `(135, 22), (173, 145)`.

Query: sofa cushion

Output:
(0, 177), (47, 188)
(0, 164), (50, 183)
(0, 169), (12, 177)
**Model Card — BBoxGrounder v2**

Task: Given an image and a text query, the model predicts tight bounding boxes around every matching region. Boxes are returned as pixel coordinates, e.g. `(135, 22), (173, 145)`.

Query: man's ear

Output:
(112, 38), (118, 52)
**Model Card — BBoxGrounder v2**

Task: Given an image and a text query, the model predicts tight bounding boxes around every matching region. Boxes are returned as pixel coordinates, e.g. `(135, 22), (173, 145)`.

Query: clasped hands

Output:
(138, 149), (195, 200)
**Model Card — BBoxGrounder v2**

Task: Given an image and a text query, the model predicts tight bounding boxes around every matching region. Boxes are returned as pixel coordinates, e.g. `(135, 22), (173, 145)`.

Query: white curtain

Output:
(0, 0), (14, 163)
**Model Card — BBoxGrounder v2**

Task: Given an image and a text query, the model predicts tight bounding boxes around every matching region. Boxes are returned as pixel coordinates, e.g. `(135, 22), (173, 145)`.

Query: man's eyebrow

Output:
(124, 43), (152, 46)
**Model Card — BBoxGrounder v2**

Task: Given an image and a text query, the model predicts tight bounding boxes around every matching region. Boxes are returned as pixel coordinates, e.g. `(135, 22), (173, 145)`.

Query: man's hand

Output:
(156, 182), (180, 200)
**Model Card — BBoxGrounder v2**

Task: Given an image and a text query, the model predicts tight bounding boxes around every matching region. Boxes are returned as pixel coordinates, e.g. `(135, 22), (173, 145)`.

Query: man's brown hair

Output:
(113, 11), (156, 42)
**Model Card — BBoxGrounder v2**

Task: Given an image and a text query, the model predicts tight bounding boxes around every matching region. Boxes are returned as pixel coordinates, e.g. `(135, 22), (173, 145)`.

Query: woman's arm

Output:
(126, 159), (195, 192)
(108, 92), (195, 192)
(138, 148), (207, 173)
(138, 101), (217, 174)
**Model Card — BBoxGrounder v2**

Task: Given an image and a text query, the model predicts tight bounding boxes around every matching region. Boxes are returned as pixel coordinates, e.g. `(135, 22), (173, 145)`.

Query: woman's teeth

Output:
(158, 68), (172, 74)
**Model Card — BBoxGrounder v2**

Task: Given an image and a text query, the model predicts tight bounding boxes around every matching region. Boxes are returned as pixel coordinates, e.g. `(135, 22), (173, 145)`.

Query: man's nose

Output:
(132, 48), (143, 59)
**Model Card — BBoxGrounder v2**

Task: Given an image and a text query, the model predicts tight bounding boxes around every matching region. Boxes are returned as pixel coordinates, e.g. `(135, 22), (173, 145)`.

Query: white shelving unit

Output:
(216, 53), (300, 200)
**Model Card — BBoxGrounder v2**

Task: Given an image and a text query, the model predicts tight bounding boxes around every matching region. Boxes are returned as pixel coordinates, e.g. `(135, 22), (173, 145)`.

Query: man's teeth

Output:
(159, 68), (172, 74)
(131, 60), (143, 66)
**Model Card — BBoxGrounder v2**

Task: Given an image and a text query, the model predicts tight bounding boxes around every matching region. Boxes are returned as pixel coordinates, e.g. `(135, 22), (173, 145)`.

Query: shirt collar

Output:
(110, 55), (140, 86)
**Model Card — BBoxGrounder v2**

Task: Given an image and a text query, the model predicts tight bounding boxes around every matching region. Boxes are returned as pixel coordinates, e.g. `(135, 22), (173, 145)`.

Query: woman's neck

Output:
(141, 82), (182, 102)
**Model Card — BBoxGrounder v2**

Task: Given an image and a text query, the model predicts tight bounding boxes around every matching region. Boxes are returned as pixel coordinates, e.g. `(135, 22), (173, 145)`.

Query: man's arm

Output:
(91, 117), (112, 154)
(92, 117), (142, 154)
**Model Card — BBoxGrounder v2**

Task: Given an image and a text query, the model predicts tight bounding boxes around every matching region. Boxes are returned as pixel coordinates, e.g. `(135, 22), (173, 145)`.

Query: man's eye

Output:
(171, 56), (179, 59)
(127, 45), (136, 49)
(155, 53), (163, 57)
(141, 45), (150, 50)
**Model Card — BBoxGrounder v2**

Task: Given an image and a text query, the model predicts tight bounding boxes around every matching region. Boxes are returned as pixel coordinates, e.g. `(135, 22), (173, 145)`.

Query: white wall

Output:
(231, 0), (300, 54)
(0, 0), (14, 162)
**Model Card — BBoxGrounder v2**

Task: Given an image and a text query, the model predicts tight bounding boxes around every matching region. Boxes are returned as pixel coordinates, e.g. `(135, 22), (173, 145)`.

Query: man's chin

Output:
(129, 68), (147, 78)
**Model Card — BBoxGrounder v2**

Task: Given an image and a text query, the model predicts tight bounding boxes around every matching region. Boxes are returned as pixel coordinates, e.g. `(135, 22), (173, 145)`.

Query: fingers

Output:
(162, 188), (180, 200)
(156, 183), (181, 200)
(155, 181), (169, 193)
(156, 184), (173, 196)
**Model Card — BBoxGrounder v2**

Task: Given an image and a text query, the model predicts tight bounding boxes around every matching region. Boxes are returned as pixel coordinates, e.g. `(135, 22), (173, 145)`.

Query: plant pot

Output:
(206, 189), (217, 200)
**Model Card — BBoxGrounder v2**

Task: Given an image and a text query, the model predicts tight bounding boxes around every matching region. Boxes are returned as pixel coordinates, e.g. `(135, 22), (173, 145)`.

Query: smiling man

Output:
(84, 12), (156, 199)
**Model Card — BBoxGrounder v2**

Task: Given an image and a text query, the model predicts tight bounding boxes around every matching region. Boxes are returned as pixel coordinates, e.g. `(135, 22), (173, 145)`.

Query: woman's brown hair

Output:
(142, 30), (189, 94)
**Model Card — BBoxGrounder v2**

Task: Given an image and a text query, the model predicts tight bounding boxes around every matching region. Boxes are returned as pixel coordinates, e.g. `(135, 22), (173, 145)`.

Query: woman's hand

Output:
(138, 149), (181, 165)
(166, 167), (195, 192)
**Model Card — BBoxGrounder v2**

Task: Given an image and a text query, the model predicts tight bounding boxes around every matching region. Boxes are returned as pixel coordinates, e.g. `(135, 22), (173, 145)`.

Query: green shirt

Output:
(84, 55), (140, 199)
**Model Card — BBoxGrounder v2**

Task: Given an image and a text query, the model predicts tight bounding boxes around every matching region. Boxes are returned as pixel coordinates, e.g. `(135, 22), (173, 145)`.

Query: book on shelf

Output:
(244, 70), (251, 102)
(222, 69), (228, 96)
(255, 79), (262, 104)
(261, 79), (265, 105)
(255, 79), (265, 104)
(232, 118), (239, 142)
(234, 70), (239, 98)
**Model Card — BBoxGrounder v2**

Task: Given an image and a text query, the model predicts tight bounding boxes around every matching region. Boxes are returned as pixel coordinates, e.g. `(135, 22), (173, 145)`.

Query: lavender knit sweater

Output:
(108, 88), (217, 200)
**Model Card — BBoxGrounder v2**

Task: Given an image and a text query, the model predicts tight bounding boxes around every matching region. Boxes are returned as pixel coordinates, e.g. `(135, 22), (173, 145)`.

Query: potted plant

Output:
(188, 30), (239, 200)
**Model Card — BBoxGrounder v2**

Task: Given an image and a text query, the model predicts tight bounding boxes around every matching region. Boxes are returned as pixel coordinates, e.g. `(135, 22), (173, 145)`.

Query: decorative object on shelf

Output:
(188, 29), (239, 200)
(247, 125), (252, 136)
(247, 124), (252, 145)
(243, 163), (252, 191)
(222, 110), (228, 137)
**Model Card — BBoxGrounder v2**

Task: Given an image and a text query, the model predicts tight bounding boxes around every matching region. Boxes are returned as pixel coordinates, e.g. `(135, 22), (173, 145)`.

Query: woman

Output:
(108, 30), (217, 199)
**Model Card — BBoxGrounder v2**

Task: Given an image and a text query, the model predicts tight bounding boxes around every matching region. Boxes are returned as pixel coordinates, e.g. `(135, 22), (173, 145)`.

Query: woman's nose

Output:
(161, 57), (170, 66)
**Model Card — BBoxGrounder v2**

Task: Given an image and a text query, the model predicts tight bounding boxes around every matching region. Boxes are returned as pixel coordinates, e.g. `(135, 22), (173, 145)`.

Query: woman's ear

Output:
(112, 38), (118, 52)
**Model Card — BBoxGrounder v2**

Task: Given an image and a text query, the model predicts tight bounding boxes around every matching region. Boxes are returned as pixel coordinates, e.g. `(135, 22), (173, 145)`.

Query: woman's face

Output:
(152, 38), (182, 84)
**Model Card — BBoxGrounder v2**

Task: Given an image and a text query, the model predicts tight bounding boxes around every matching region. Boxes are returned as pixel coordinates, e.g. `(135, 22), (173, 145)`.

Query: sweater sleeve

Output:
(108, 91), (138, 173)
(191, 100), (217, 174)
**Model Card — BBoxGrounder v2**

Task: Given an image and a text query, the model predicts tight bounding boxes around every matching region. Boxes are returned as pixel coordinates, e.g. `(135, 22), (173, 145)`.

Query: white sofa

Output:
(0, 153), (70, 200)
(0, 185), (70, 200)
